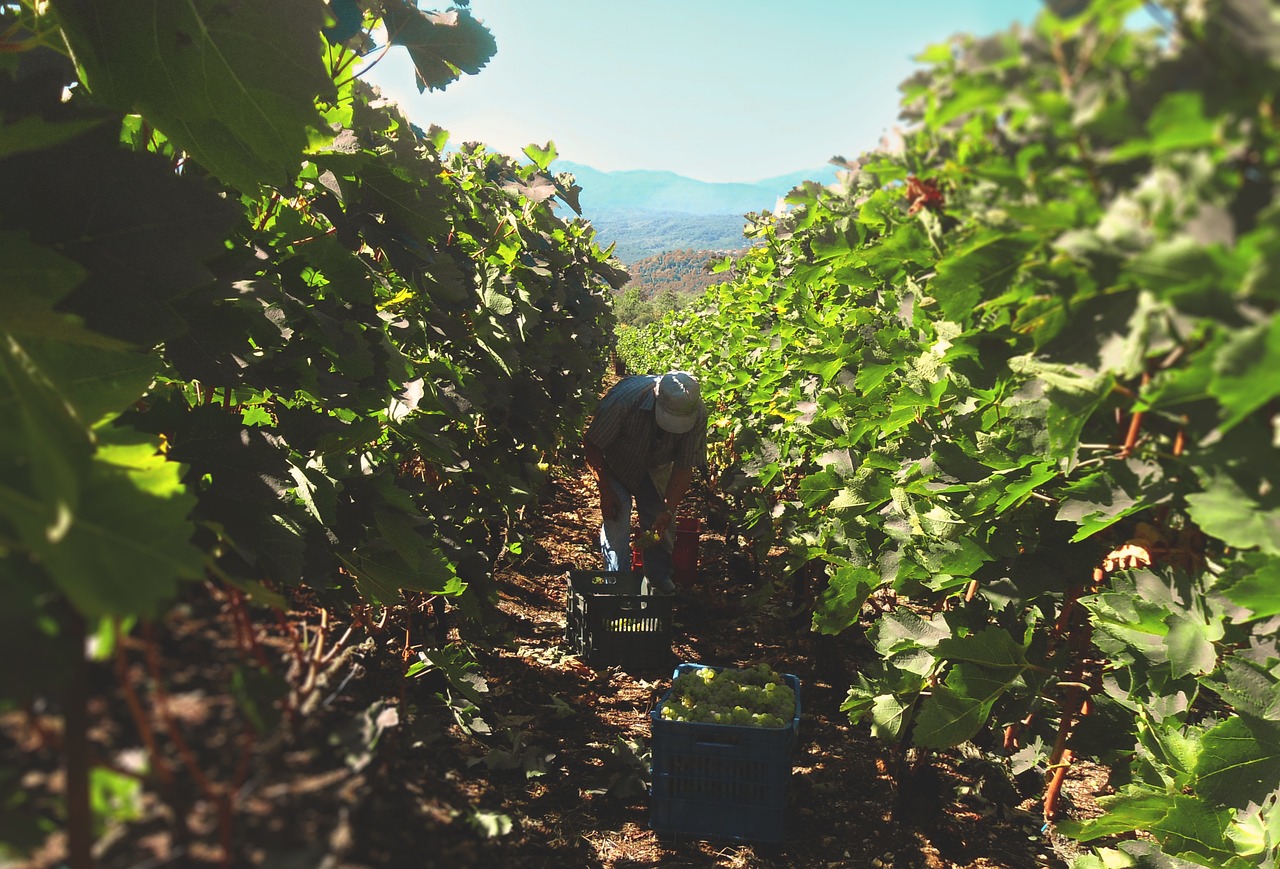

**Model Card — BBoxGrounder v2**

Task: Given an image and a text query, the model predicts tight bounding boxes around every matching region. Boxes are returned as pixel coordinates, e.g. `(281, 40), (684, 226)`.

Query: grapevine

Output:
(619, 1), (1280, 866)
(0, 0), (622, 861)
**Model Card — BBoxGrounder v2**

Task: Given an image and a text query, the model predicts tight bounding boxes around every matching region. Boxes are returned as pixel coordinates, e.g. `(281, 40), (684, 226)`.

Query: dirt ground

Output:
(2, 454), (1112, 869)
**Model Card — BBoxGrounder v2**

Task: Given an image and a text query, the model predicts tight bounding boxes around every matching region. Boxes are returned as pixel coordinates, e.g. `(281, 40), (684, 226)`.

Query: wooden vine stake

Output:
(64, 608), (92, 869)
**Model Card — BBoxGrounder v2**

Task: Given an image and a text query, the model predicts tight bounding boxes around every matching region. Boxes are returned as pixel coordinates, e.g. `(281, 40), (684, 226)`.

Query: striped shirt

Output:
(586, 375), (708, 492)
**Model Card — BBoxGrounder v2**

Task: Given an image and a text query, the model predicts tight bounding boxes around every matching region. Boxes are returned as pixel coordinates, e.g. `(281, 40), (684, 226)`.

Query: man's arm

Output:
(653, 465), (693, 536)
(654, 414), (707, 535)
(584, 379), (632, 522)
(583, 437), (621, 521)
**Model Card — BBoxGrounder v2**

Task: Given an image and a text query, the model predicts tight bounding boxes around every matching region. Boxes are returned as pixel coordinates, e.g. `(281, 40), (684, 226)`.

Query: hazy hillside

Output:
(623, 249), (735, 298)
(556, 160), (841, 215)
(611, 249), (743, 328)
(552, 161), (843, 263)
(587, 209), (748, 264)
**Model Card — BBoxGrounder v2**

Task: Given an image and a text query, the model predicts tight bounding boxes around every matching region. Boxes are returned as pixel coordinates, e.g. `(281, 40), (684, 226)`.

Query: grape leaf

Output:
(0, 112), (106, 161)
(934, 626), (1030, 669)
(928, 232), (1036, 321)
(1208, 317), (1280, 432)
(1145, 93), (1218, 153)
(1033, 362), (1113, 463)
(872, 610), (951, 656)
(1225, 796), (1276, 865)
(0, 231), (126, 350)
(56, 0), (335, 190)
(1219, 553), (1280, 621)
(1060, 789), (1179, 841)
(339, 536), (460, 606)
(322, 0), (364, 44)
(523, 141), (557, 172)
(829, 471), (893, 513)
(1165, 612), (1221, 679)
(1194, 717), (1280, 809)
(39, 432), (203, 619)
(1056, 463), (1160, 542)
(382, 2), (497, 93)
(798, 468), (842, 509)
(1062, 790), (1237, 866)
(22, 338), (158, 427)
(1083, 580), (1172, 666)
(911, 628), (1031, 747)
(1203, 655), (1280, 721)
(1081, 840), (1213, 869)
(1186, 476), (1280, 557)
(913, 665), (1006, 748)
(0, 335), (92, 543)
(0, 119), (240, 345)
(994, 461), (1059, 514)
(812, 566), (878, 635)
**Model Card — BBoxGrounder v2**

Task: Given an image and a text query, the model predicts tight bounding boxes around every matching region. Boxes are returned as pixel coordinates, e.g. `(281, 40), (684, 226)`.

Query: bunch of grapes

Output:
(636, 529), (661, 549)
(658, 664), (795, 729)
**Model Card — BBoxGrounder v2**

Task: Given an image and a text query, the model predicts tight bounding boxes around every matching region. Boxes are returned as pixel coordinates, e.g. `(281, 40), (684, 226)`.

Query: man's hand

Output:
(658, 467), (692, 537)
(599, 485), (621, 521)
(652, 508), (673, 537)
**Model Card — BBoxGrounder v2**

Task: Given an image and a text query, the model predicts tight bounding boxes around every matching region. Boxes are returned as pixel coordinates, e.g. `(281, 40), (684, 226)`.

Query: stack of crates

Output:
(564, 570), (673, 671)
(648, 662), (802, 843)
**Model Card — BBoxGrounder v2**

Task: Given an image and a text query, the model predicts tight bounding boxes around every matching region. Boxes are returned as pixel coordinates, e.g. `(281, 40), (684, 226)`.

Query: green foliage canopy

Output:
(0, 0), (623, 724)
(618, 1), (1280, 864)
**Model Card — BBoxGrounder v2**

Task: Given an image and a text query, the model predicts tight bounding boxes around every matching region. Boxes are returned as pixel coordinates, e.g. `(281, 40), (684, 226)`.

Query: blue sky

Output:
(365, 1), (1045, 183)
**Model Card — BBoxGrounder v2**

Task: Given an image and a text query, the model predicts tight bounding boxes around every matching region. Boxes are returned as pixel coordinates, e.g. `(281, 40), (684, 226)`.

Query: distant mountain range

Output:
(553, 160), (841, 216)
(549, 161), (843, 263)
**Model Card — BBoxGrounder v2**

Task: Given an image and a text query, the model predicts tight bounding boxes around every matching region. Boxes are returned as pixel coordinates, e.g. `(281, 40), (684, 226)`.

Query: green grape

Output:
(609, 617), (646, 630)
(661, 664), (795, 729)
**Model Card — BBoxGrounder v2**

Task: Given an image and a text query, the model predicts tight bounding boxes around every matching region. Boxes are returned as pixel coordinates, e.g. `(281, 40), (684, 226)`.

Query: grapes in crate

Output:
(660, 664), (795, 728)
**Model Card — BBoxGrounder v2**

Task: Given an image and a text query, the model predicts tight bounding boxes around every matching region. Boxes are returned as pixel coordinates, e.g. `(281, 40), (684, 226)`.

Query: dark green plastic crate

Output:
(564, 570), (672, 671)
(648, 662), (802, 843)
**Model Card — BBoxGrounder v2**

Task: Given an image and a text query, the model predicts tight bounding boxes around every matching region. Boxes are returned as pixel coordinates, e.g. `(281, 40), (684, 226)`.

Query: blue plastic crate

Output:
(564, 570), (673, 671)
(649, 662), (802, 843)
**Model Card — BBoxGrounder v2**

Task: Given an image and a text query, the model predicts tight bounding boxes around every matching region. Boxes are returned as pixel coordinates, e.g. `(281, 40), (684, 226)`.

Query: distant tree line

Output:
(613, 249), (740, 326)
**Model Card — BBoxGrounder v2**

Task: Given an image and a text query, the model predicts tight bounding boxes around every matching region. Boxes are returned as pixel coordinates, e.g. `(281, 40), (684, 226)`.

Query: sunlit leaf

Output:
(57, 0), (335, 190)
(43, 431), (202, 619)
(1208, 317), (1280, 432)
(1186, 476), (1280, 557)
(383, 1), (497, 93)
(812, 566), (878, 635)
(467, 809), (514, 838)
(1194, 717), (1280, 810)
(523, 141), (557, 171)
(1219, 554), (1280, 621)
(1164, 613), (1220, 679)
